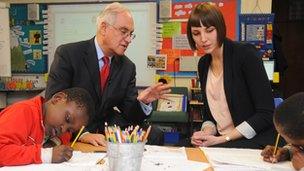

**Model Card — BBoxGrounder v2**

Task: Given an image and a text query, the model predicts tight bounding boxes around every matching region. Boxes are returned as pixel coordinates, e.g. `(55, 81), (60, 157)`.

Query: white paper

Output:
(1, 164), (104, 171)
(201, 147), (294, 171)
(65, 151), (106, 166)
(142, 158), (210, 171)
(142, 145), (210, 171)
(0, 147), (210, 171)
(0, 151), (107, 171)
(23, 49), (33, 55)
(144, 145), (187, 160)
(172, 34), (191, 49)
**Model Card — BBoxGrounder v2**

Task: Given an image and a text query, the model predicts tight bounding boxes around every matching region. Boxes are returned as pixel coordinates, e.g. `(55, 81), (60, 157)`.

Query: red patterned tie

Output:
(100, 56), (110, 91)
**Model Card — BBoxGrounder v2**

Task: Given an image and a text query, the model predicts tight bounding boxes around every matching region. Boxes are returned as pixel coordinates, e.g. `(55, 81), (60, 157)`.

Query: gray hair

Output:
(96, 2), (131, 28)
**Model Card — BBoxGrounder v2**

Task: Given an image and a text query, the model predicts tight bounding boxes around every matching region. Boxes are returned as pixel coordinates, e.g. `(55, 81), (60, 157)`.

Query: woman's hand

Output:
(191, 131), (208, 147)
(191, 131), (226, 147)
(199, 135), (226, 147)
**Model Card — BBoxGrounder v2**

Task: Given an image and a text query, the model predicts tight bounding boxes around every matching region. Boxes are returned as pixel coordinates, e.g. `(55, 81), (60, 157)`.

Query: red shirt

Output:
(0, 96), (45, 166)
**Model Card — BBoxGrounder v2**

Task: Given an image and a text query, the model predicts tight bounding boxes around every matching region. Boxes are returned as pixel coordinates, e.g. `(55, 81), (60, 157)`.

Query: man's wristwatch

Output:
(225, 136), (231, 142)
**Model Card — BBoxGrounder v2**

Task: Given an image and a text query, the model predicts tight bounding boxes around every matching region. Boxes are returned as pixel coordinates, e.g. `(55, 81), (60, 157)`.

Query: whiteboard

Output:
(47, 2), (156, 86)
(0, 7), (11, 77)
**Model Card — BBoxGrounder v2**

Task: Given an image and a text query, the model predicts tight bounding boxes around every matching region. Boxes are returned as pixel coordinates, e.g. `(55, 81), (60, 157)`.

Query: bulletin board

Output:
(239, 14), (274, 59)
(9, 4), (48, 73)
(157, 0), (239, 77)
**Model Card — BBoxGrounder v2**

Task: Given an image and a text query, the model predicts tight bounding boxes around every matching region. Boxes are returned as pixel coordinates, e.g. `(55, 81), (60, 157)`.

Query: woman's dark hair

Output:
(187, 3), (226, 50)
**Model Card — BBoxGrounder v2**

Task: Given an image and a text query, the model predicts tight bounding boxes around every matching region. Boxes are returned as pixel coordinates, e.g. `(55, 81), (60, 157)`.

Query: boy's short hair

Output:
(61, 87), (95, 121)
(187, 3), (226, 50)
(274, 92), (304, 140)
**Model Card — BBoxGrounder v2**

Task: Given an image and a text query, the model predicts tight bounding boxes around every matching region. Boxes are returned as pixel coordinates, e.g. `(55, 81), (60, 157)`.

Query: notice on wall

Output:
(0, 7), (11, 77)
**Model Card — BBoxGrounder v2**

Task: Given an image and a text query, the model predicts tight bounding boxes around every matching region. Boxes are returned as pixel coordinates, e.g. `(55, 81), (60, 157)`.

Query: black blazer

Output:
(45, 37), (147, 132)
(198, 38), (274, 134)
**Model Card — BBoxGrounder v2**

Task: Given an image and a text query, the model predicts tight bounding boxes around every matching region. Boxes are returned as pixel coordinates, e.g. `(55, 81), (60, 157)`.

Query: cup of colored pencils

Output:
(105, 123), (151, 171)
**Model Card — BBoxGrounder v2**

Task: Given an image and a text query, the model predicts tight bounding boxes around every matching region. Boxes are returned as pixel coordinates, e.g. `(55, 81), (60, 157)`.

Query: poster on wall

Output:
(9, 4), (48, 73)
(158, 0), (238, 77)
(147, 54), (167, 70)
(239, 14), (274, 59)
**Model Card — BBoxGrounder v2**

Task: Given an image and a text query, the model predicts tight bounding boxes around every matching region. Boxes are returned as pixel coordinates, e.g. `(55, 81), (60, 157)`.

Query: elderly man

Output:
(46, 2), (170, 146)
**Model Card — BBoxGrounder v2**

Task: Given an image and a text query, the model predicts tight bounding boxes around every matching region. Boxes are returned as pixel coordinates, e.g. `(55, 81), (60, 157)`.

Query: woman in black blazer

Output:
(187, 3), (279, 149)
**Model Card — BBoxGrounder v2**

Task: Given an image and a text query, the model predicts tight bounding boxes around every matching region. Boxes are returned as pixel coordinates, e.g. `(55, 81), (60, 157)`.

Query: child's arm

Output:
(261, 145), (290, 163)
(291, 146), (304, 171)
(0, 140), (43, 166)
(0, 107), (43, 166)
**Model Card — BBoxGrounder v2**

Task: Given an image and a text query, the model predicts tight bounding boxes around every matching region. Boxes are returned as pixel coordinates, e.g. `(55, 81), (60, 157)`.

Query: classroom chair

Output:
(147, 87), (189, 145)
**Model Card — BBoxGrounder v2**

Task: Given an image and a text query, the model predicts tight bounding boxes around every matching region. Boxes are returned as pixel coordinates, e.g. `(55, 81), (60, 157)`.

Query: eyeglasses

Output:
(107, 23), (136, 40)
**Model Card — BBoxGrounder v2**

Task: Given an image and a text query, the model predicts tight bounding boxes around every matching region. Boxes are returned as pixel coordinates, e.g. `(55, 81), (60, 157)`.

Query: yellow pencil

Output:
(71, 126), (85, 148)
(273, 133), (280, 156)
(143, 125), (151, 142)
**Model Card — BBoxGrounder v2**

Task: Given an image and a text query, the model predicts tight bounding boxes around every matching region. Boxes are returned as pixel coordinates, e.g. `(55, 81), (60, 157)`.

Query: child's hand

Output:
(291, 146), (304, 170)
(52, 145), (73, 163)
(261, 145), (290, 163)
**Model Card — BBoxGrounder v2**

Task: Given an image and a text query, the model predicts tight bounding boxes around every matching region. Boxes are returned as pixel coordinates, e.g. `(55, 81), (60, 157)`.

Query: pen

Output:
(273, 133), (280, 156)
(71, 125), (85, 148)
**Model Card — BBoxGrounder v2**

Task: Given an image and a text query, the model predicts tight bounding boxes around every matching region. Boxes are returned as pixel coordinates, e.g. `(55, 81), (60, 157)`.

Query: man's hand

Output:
(52, 145), (73, 163)
(78, 133), (107, 147)
(137, 82), (171, 104)
(261, 145), (290, 163)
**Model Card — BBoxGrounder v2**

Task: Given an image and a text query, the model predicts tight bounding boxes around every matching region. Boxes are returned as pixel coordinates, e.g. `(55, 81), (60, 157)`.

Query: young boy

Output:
(0, 87), (94, 166)
(261, 92), (304, 170)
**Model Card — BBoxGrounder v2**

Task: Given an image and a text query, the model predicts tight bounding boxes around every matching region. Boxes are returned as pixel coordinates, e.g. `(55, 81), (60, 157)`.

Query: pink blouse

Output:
(206, 68), (235, 135)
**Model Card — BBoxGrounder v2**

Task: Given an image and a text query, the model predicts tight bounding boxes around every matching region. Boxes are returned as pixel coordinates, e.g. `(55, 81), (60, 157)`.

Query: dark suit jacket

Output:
(45, 37), (147, 133)
(198, 38), (274, 134)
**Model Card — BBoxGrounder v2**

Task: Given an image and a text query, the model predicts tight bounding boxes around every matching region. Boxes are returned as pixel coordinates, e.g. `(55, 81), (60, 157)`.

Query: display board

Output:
(239, 14), (275, 59)
(9, 4), (48, 73)
(157, 0), (238, 77)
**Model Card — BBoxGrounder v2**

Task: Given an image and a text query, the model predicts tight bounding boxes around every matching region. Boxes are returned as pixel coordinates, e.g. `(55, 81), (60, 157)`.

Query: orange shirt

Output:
(0, 96), (45, 166)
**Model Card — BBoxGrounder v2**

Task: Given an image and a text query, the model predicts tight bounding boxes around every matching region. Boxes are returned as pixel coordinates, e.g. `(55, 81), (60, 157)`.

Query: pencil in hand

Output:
(71, 126), (85, 148)
(273, 133), (280, 156)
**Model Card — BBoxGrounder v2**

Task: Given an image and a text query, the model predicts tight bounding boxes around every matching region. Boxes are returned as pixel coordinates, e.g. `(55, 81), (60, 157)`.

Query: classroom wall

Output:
(2, 0), (273, 106)
(2, 0), (147, 3)
(174, 0), (272, 89)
